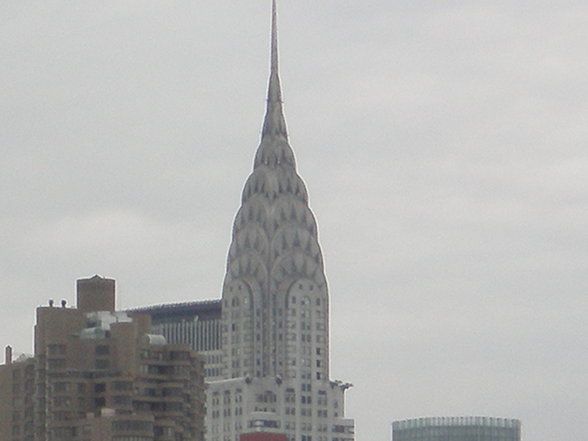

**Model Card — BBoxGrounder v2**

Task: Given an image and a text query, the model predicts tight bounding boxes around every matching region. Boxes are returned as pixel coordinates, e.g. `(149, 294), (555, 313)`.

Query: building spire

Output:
(261, 0), (288, 139)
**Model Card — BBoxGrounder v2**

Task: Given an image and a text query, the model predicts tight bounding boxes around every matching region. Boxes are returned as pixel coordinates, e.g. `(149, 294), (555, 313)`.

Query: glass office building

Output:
(392, 417), (521, 441)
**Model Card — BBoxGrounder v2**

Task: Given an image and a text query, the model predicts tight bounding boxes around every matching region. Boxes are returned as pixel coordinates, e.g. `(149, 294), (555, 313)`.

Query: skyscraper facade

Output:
(206, 2), (355, 441)
(392, 417), (521, 441)
(122, 3), (355, 440)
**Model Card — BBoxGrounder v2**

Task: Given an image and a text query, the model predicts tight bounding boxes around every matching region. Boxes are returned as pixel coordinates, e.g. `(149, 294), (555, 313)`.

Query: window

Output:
(48, 344), (66, 355)
(95, 359), (110, 369)
(113, 395), (131, 406)
(113, 381), (131, 391)
(53, 396), (71, 407)
(53, 382), (70, 393)
(171, 350), (189, 360)
(95, 345), (110, 355)
(47, 359), (65, 369)
(112, 420), (154, 432)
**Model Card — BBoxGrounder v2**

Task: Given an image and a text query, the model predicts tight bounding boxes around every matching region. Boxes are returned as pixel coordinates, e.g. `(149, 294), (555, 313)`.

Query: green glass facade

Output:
(393, 417), (520, 441)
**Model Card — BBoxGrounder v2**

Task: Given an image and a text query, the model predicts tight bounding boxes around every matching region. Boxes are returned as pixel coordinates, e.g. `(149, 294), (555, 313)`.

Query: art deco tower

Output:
(222, 1), (329, 382)
(206, 3), (355, 441)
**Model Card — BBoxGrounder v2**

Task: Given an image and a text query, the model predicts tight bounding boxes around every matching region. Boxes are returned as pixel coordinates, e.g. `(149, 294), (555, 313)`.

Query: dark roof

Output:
(127, 299), (221, 321)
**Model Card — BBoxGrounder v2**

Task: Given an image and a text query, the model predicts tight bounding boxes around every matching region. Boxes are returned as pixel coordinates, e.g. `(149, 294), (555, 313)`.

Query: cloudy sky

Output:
(1, 1), (587, 440)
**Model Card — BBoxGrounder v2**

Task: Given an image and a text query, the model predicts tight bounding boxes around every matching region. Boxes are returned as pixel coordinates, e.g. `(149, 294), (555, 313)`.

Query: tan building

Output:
(0, 275), (206, 441)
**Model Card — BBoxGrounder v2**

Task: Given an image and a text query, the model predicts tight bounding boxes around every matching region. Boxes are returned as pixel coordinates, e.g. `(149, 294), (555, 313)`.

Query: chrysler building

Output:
(205, 2), (355, 441)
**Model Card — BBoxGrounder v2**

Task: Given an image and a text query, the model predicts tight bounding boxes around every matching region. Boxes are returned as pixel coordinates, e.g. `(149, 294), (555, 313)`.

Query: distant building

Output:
(392, 417), (521, 441)
(0, 275), (206, 441)
(130, 301), (223, 380)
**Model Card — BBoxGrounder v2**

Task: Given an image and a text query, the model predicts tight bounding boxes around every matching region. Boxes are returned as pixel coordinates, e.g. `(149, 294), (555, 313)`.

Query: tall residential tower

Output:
(0, 275), (206, 441)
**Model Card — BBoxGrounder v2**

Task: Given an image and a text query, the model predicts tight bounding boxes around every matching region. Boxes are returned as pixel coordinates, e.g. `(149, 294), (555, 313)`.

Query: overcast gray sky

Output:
(2, 1), (587, 440)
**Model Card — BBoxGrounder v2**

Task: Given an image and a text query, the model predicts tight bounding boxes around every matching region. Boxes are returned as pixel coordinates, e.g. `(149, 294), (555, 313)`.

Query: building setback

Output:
(0, 275), (206, 441)
(392, 417), (521, 441)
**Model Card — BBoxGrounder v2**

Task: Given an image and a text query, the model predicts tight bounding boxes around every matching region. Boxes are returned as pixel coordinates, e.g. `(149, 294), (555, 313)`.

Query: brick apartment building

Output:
(0, 275), (206, 441)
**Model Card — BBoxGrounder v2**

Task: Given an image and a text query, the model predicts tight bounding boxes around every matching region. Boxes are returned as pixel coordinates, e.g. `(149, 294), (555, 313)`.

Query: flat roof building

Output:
(0, 275), (206, 441)
(392, 416), (521, 441)
(130, 301), (223, 380)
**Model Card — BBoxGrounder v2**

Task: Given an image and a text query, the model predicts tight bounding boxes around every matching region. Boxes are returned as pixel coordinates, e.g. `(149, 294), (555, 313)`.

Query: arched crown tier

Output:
(242, 167), (308, 204)
(254, 136), (296, 169)
(220, 0), (330, 380)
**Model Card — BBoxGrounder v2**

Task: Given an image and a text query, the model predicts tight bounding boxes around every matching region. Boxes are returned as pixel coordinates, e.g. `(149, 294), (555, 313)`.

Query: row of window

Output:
(211, 436), (353, 441)
(47, 356), (112, 370)
(53, 380), (131, 394)
(285, 370), (323, 380)
(205, 367), (224, 377)
(112, 437), (154, 441)
(225, 294), (324, 310)
(211, 406), (335, 419)
(210, 406), (245, 418)
(138, 364), (192, 376)
(210, 435), (348, 441)
(139, 349), (190, 360)
(112, 420), (153, 432)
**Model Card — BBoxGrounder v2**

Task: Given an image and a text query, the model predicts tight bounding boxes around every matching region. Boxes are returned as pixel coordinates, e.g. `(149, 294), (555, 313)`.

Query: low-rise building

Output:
(392, 416), (521, 441)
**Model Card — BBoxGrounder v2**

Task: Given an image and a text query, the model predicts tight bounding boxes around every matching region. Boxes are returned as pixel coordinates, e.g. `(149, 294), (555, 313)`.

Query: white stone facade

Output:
(206, 2), (355, 441)
(207, 377), (354, 441)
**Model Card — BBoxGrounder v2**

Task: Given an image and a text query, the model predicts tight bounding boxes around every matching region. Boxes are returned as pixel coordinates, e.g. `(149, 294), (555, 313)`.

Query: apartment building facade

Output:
(0, 275), (206, 441)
